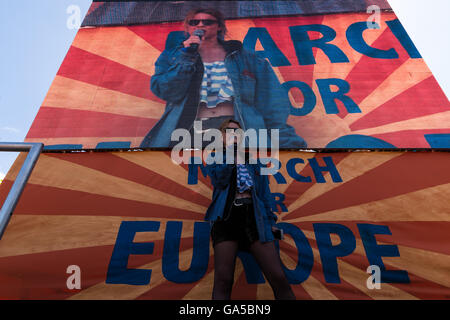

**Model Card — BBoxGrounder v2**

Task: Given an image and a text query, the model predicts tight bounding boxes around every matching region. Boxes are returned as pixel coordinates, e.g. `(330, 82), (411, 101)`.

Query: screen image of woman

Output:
(140, 8), (307, 149)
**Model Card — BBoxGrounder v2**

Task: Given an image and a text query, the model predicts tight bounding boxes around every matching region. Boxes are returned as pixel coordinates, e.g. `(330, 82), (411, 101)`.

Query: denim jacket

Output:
(140, 36), (307, 149)
(205, 159), (278, 243)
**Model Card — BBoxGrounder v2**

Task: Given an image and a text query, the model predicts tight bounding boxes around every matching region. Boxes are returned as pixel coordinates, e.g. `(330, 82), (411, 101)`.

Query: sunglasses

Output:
(224, 127), (241, 133)
(188, 19), (218, 26)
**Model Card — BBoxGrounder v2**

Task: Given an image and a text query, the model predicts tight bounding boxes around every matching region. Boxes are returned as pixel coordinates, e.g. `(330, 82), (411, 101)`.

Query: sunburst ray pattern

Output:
(24, 12), (449, 149)
(0, 150), (449, 299)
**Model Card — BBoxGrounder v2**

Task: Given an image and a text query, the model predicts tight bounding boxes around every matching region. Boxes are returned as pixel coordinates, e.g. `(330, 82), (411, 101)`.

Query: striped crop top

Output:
(236, 164), (253, 193)
(199, 61), (234, 108)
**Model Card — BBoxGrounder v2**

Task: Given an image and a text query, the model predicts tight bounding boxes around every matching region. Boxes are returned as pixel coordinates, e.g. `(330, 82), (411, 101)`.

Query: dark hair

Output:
(219, 118), (241, 133)
(184, 8), (227, 39)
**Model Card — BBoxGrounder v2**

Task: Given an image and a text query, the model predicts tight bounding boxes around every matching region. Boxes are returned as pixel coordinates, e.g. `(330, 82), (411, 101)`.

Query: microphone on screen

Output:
(190, 29), (205, 51)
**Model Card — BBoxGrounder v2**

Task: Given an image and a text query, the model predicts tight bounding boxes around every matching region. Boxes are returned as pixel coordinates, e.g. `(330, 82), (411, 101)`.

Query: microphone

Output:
(190, 29), (205, 51)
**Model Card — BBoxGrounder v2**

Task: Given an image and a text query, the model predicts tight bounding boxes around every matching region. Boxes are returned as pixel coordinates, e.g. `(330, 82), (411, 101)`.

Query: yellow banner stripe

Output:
(288, 183), (450, 223)
(313, 13), (389, 81)
(72, 26), (160, 76)
(114, 152), (212, 201)
(352, 110), (450, 136)
(280, 250), (338, 300)
(302, 229), (450, 290)
(284, 152), (401, 217)
(283, 233), (418, 299)
(226, 19), (256, 43)
(344, 59), (432, 125)
(24, 155), (206, 214)
(68, 253), (167, 299)
(267, 151), (309, 195)
(42, 76), (165, 119)
(0, 215), (202, 258)
(183, 263), (215, 300)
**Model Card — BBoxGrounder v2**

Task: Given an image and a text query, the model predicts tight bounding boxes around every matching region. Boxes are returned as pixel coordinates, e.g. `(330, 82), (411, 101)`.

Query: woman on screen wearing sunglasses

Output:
(140, 8), (307, 149)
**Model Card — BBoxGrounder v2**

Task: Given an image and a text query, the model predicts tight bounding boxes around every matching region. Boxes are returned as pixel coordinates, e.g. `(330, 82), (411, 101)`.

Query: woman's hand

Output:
(183, 34), (202, 48)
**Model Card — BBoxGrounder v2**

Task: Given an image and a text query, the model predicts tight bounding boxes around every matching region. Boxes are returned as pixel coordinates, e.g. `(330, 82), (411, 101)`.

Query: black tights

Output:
(212, 240), (295, 300)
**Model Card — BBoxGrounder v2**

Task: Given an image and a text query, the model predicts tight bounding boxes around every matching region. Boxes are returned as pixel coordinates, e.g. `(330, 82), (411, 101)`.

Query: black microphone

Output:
(190, 29), (205, 51)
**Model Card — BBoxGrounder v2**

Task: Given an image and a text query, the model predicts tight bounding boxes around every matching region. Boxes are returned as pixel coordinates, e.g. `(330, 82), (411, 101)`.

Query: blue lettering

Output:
(106, 221), (160, 285)
(188, 157), (209, 185)
(277, 223), (314, 283)
(243, 27), (291, 66)
(314, 223), (356, 283)
(289, 24), (349, 65)
(162, 221), (210, 283)
(237, 251), (266, 284)
(316, 78), (361, 114)
(308, 156), (343, 183)
(357, 224), (410, 283)
(346, 21), (399, 59)
(386, 19), (422, 59)
(272, 167), (287, 184)
(107, 221), (407, 286)
(282, 80), (317, 116)
(271, 192), (288, 212)
(286, 158), (312, 182)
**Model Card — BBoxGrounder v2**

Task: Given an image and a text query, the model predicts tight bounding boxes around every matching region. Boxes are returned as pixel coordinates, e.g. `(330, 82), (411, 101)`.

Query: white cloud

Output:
(0, 172), (5, 181)
(1, 126), (20, 133)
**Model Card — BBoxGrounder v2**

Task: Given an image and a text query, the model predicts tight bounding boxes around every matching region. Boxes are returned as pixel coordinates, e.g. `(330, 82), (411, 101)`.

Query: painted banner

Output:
(0, 150), (449, 299)
(24, 1), (450, 149)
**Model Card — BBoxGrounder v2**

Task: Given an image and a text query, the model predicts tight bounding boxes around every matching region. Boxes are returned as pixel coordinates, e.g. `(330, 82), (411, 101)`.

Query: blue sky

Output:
(0, 0), (449, 180)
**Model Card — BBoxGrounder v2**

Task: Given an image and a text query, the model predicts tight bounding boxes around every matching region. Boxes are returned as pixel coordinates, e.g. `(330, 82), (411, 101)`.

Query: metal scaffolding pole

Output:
(0, 142), (43, 239)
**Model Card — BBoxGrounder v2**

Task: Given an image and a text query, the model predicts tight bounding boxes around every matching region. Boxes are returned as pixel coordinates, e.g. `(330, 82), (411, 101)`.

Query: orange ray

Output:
(279, 250), (338, 300)
(0, 215), (202, 258)
(302, 229), (450, 289)
(114, 152), (212, 200)
(283, 233), (418, 299)
(393, 244), (450, 289)
(284, 152), (401, 216)
(344, 59), (432, 125)
(268, 151), (310, 195)
(313, 13), (389, 81)
(182, 265), (215, 299)
(255, 280), (274, 299)
(226, 19), (256, 43)
(3, 153), (26, 181)
(22, 155), (207, 214)
(290, 12), (396, 147)
(42, 76), (165, 119)
(352, 110), (450, 136)
(0, 215), (151, 257)
(288, 183), (450, 223)
(73, 26), (161, 75)
(68, 251), (165, 299)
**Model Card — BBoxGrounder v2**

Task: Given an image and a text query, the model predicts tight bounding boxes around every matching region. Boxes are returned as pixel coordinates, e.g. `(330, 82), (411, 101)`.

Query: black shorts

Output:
(210, 201), (259, 252)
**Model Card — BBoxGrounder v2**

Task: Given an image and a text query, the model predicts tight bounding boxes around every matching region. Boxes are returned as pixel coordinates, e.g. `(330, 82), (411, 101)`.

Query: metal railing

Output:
(0, 142), (43, 239)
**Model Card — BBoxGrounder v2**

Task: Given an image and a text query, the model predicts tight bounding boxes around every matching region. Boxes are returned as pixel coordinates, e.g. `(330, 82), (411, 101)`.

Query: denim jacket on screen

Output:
(140, 37), (307, 149)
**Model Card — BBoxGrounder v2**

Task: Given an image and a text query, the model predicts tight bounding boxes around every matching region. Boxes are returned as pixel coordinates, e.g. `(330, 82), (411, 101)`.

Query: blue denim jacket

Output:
(205, 160), (278, 243)
(140, 37), (307, 148)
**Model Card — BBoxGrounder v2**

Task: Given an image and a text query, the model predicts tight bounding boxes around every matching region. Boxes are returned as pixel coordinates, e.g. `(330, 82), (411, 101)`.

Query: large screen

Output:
(24, 1), (449, 150)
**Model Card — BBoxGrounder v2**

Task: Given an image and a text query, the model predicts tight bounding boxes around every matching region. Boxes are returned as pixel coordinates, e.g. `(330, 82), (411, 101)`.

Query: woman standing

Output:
(205, 118), (296, 300)
(140, 8), (306, 149)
